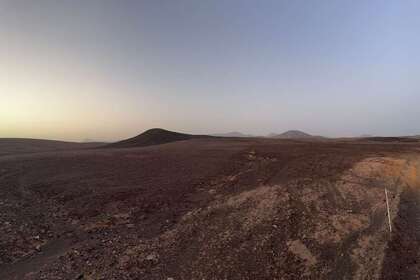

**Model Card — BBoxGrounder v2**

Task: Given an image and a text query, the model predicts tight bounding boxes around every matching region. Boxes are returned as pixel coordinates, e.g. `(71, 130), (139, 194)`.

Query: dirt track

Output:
(0, 138), (419, 279)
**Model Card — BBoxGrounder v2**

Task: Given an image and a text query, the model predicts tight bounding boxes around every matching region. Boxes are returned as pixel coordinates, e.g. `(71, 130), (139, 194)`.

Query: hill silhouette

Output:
(270, 130), (313, 139)
(107, 128), (211, 148)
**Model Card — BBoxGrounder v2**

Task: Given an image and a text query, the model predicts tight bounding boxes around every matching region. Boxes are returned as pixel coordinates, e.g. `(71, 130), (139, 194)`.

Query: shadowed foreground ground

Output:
(0, 138), (419, 279)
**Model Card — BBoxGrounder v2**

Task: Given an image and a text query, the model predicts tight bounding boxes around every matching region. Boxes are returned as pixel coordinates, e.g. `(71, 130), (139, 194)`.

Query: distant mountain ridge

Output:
(0, 138), (104, 156)
(107, 128), (211, 148)
(215, 130), (323, 139)
(270, 130), (314, 139)
(212, 132), (255, 138)
(362, 137), (419, 143)
(358, 134), (420, 142)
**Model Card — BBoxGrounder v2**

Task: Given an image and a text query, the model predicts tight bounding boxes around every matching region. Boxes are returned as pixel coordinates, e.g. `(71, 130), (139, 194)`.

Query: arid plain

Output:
(1, 130), (420, 280)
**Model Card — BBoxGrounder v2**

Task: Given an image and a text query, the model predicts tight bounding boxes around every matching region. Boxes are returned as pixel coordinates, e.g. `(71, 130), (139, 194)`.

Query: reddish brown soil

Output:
(380, 155), (420, 280)
(0, 138), (419, 279)
(0, 138), (104, 156)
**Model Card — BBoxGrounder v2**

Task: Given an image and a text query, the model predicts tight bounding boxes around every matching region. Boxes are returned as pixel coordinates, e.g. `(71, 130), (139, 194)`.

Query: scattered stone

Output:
(119, 254), (131, 266)
(145, 252), (159, 263)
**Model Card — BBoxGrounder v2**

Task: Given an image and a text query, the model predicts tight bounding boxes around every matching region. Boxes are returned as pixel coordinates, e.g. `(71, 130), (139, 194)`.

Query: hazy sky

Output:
(1, 0), (419, 141)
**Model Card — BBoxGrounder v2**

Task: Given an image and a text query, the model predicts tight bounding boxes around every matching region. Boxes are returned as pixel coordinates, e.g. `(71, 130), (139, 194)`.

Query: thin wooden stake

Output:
(385, 188), (392, 233)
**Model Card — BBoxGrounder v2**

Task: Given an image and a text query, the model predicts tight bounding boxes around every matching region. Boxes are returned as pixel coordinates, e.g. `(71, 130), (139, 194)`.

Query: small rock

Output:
(145, 252), (159, 263)
(119, 255), (130, 265)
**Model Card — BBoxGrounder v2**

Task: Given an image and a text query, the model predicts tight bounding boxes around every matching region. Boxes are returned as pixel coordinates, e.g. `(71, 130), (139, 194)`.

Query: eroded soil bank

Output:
(381, 156), (420, 280)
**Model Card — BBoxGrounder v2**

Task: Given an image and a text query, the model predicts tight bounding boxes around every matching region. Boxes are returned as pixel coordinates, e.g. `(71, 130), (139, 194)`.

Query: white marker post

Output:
(385, 188), (392, 233)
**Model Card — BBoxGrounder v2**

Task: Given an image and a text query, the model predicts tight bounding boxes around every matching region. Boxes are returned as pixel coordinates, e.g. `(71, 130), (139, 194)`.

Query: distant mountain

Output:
(358, 134), (420, 142)
(212, 132), (254, 138)
(270, 130), (314, 139)
(362, 137), (418, 143)
(107, 128), (211, 148)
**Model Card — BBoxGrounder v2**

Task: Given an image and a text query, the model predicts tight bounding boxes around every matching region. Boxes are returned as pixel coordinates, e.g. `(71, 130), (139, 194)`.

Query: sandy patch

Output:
(287, 239), (317, 266)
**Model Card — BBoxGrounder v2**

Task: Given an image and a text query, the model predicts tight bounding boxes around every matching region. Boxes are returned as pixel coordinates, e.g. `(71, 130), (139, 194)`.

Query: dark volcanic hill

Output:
(107, 128), (210, 148)
(270, 130), (313, 139)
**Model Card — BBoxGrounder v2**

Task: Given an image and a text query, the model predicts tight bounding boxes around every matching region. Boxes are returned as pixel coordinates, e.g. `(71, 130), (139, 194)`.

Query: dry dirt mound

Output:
(107, 128), (211, 148)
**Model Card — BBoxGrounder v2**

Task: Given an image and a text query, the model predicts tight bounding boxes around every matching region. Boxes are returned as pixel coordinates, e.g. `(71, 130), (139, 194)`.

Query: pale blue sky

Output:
(1, 0), (419, 141)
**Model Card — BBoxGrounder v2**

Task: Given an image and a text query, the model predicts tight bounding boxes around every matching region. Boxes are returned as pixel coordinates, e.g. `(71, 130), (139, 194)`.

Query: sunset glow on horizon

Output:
(1, 0), (419, 141)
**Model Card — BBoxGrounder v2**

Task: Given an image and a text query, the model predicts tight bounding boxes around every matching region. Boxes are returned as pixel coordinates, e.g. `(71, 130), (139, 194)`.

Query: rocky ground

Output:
(0, 138), (419, 279)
